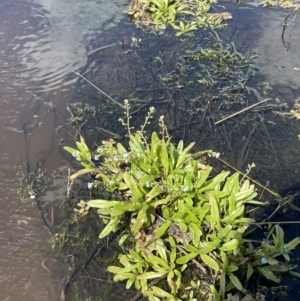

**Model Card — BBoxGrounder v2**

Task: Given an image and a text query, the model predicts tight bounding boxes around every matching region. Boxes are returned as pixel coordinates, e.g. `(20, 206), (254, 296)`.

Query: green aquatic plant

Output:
(64, 102), (300, 300)
(261, 0), (296, 8)
(148, 0), (177, 23)
(126, 0), (232, 35)
(171, 20), (198, 36)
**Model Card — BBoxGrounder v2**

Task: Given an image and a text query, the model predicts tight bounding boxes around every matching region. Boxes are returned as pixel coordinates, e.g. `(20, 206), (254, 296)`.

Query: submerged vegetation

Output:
(63, 102), (300, 301)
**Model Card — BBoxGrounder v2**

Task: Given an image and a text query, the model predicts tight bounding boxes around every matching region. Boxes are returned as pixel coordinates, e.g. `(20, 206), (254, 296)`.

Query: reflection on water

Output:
(1, 0), (124, 92)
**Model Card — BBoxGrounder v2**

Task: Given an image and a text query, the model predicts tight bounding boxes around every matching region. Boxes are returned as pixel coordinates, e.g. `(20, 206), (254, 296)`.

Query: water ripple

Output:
(0, 0), (124, 93)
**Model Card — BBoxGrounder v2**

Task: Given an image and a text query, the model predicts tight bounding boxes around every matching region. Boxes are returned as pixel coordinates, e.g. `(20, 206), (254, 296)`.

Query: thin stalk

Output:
(215, 98), (270, 125)
(72, 71), (125, 110)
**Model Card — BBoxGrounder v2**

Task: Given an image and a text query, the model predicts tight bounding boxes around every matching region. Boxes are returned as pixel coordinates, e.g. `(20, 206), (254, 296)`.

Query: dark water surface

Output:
(1, 0), (300, 300)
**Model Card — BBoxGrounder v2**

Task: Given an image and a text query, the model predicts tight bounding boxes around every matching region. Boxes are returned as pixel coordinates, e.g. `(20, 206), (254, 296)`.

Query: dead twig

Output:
(72, 71), (124, 110)
(66, 168), (73, 207)
(215, 99), (270, 125)
(42, 259), (54, 274)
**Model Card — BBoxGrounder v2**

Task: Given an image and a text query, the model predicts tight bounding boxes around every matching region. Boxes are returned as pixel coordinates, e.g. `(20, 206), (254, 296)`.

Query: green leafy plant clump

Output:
(127, 0), (232, 36)
(64, 102), (300, 301)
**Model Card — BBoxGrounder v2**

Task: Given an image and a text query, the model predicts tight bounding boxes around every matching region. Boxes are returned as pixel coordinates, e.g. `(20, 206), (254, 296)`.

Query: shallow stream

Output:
(1, 0), (300, 300)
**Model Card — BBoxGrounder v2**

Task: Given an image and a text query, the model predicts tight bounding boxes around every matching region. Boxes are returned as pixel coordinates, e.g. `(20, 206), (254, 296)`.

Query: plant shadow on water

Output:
(41, 1), (300, 301)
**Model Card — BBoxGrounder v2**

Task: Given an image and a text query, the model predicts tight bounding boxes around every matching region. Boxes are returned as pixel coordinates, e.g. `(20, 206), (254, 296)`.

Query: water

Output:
(1, 0), (300, 300)
(0, 0), (125, 300)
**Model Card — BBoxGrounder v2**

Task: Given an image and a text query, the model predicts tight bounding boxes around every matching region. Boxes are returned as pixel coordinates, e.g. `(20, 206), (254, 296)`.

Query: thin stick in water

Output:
(72, 71), (124, 110)
(215, 98), (270, 125)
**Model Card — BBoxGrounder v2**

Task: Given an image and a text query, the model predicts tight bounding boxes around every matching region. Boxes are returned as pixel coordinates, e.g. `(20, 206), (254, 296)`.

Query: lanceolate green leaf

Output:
(155, 238), (168, 263)
(246, 263), (254, 281)
(217, 225), (232, 240)
(99, 217), (120, 238)
(198, 171), (229, 193)
(114, 272), (136, 281)
(221, 205), (245, 224)
(117, 143), (128, 155)
(209, 194), (221, 228)
(153, 195), (172, 208)
(235, 190), (257, 203)
(198, 240), (219, 254)
(123, 172), (144, 201)
(151, 131), (160, 156)
(126, 277), (136, 289)
(257, 266), (280, 283)
(197, 203), (210, 222)
(129, 250), (144, 263)
(76, 137), (91, 160)
(155, 220), (172, 239)
(200, 254), (220, 271)
(222, 172), (239, 213)
(107, 265), (122, 274)
(151, 286), (174, 298)
(87, 200), (122, 209)
(131, 204), (148, 233)
(137, 271), (168, 280)
(176, 252), (198, 264)
(69, 168), (93, 180)
(188, 222), (202, 247)
(232, 217), (255, 224)
(229, 273), (243, 291)
(220, 239), (240, 252)
(177, 140), (183, 154)
(184, 244), (199, 253)
(175, 142), (195, 169)
(286, 237), (300, 251)
(129, 134), (144, 152)
(226, 265), (238, 273)
(145, 185), (163, 203)
(147, 254), (169, 269)
(195, 168), (212, 189)
(274, 225), (284, 249)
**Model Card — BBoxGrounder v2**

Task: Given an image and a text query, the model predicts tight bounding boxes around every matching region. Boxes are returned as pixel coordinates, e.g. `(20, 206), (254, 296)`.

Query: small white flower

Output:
(261, 257), (267, 264)
(146, 181), (150, 188)
(214, 152), (220, 159)
(183, 185), (189, 192)
(122, 152), (129, 159)
(113, 155), (119, 162)
(149, 106), (156, 112)
(109, 180), (115, 185)
(94, 155), (99, 160)
(87, 182), (93, 189)
(30, 195), (36, 199)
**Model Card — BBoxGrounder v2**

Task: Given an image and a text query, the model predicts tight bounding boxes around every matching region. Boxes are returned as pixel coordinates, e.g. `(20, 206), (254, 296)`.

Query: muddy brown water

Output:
(1, 0), (300, 300)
